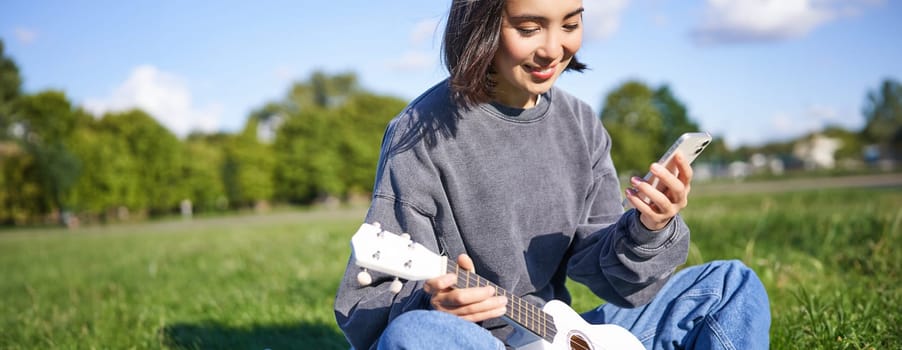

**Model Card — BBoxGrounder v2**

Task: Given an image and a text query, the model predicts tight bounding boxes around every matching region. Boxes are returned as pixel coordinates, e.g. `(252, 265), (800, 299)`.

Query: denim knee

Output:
(705, 259), (755, 280)
(378, 310), (433, 347)
(703, 260), (771, 347)
(377, 310), (504, 350)
(707, 259), (748, 272)
(704, 260), (765, 291)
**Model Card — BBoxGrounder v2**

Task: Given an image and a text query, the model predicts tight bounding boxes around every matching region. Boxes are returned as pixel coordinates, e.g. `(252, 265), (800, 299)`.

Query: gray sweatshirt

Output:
(334, 80), (690, 349)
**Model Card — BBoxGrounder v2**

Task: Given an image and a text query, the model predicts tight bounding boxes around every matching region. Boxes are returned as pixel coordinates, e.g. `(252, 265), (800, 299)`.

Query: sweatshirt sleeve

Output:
(333, 196), (438, 350)
(566, 123), (690, 308)
(333, 116), (445, 350)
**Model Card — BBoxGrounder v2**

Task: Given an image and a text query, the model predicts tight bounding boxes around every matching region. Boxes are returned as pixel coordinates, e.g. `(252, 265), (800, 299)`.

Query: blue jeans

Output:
(377, 260), (770, 350)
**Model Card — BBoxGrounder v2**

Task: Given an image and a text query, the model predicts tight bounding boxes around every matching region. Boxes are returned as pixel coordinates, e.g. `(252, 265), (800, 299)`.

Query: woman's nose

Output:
(536, 31), (563, 62)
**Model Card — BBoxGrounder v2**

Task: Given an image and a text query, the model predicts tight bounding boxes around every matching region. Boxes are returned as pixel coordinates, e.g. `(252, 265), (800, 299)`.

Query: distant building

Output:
(729, 160), (750, 178)
(793, 134), (842, 169)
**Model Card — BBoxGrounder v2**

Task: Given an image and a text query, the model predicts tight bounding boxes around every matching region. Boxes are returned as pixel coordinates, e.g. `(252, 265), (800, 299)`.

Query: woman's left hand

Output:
(624, 152), (694, 231)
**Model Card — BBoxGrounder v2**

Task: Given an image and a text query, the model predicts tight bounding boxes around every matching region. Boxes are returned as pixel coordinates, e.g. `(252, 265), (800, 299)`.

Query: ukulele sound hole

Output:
(568, 330), (592, 350)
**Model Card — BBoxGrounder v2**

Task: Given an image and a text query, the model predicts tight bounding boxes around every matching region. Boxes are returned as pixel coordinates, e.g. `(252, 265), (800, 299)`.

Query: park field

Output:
(1, 181), (899, 349)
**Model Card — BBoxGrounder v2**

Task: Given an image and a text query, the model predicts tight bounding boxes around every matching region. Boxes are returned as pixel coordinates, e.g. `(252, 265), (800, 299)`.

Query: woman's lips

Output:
(526, 65), (556, 80)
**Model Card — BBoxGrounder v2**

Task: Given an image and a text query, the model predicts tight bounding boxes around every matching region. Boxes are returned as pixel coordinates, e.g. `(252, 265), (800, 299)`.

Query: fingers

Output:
(457, 254), (475, 273)
(670, 152), (694, 187)
(439, 286), (497, 306)
(426, 279), (507, 322)
(626, 180), (674, 222)
(423, 273), (458, 295)
(626, 153), (695, 230)
(653, 166), (687, 206)
(649, 153), (693, 205)
(431, 286), (506, 317)
(423, 254), (475, 295)
(456, 299), (509, 322)
(425, 254), (507, 322)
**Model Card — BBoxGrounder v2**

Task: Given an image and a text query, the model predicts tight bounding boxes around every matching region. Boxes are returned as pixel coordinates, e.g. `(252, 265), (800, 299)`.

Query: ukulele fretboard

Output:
(447, 260), (557, 343)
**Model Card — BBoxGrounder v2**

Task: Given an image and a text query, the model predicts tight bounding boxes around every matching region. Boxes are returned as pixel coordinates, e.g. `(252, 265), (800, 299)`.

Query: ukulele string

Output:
(448, 260), (565, 344)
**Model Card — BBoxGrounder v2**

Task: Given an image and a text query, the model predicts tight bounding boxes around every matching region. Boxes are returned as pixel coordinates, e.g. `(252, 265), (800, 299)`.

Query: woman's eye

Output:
(563, 23), (580, 31)
(517, 27), (540, 35)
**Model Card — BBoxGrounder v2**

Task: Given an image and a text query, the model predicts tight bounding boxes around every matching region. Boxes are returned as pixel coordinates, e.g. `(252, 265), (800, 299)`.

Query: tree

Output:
(599, 80), (664, 176)
(653, 85), (700, 148)
(67, 119), (141, 219)
(272, 72), (405, 204)
(334, 93), (406, 195)
(222, 118), (274, 209)
(182, 135), (228, 212)
(600, 80), (706, 176)
(273, 107), (338, 203)
(0, 143), (45, 225)
(286, 71), (361, 111)
(862, 78), (902, 160)
(13, 91), (84, 224)
(98, 109), (185, 215)
(0, 39), (22, 139)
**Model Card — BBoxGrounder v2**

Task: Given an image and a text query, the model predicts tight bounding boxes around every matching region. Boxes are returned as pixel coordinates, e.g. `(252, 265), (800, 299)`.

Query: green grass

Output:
(1, 185), (900, 349)
(0, 212), (360, 349)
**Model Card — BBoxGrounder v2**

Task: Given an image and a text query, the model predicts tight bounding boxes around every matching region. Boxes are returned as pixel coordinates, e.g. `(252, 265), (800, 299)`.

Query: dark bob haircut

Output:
(441, 0), (588, 107)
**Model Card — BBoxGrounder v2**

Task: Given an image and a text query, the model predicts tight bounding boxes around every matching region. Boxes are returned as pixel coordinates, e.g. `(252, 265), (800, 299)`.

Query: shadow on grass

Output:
(160, 320), (348, 350)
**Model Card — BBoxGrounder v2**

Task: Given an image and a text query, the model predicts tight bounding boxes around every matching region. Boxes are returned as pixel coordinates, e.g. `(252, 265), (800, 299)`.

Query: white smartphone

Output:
(623, 132), (712, 209)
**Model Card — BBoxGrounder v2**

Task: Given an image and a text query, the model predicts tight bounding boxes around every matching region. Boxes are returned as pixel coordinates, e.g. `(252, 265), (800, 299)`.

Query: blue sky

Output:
(2, 0), (900, 147)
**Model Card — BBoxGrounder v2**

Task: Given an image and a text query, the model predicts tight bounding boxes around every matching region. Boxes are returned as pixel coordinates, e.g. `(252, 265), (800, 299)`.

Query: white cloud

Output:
(272, 64), (298, 86)
(771, 111), (813, 136)
(692, 0), (884, 45)
(84, 65), (222, 137)
(768, 104), (861, 140)
(386, 50), (435, 71)
(693, 0), (833, 45)
(806, 104), (839, 120)
(805, 104), (862, 129)
(410, 18), (441, 46)
(583, 0), (631, 40)
(14, 27), (37, 44)
(386, 18), (442, 72)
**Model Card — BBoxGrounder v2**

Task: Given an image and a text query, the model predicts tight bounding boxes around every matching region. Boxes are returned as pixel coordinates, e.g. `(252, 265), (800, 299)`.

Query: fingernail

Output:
(630, 176), (641, 185)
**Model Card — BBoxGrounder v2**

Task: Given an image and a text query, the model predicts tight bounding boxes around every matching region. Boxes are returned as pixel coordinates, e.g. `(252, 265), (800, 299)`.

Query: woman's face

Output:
(491, 0), (584, 108)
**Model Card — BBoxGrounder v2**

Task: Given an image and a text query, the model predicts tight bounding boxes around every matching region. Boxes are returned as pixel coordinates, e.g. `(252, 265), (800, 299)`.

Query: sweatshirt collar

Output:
(481, 88), (553, 123)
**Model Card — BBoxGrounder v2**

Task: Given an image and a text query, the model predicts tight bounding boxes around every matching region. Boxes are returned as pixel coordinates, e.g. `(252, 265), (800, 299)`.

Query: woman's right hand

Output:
(423, 254), (508, 322)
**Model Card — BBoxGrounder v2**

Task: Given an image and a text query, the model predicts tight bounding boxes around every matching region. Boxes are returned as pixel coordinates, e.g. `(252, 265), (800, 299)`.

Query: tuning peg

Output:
(357, 269), (373, 286)
(389, 277), (403, 294)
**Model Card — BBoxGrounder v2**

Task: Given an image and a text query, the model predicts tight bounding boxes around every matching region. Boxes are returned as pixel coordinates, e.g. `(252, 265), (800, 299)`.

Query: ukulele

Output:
(351, 223), (645, 350)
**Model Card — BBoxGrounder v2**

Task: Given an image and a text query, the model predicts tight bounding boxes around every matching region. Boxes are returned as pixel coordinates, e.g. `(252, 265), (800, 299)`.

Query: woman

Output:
(334, 0), (770, 349)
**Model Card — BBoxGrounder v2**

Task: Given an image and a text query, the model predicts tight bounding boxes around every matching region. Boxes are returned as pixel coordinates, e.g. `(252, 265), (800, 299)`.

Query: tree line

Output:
(1, 39), (899, 226)
(0, 40), (407, 226)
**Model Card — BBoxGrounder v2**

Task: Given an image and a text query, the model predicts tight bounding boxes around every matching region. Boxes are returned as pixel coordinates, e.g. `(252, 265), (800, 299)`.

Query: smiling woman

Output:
(333, 0), (771, 349)
(491, 0), (585, 107)
(442, 0), (588, 108)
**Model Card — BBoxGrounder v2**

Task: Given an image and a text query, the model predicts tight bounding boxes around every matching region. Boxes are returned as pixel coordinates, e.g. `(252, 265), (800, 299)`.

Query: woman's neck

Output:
(493, 91), (538, 109)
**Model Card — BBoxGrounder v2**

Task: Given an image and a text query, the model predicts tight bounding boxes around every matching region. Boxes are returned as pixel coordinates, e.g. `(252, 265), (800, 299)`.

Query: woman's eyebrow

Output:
(509, 7), (585, 22)
(565, 7), (586, 19)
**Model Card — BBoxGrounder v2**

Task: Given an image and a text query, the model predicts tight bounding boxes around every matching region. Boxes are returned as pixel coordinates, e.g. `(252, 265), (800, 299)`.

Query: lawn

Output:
(1, 183), (899, 349)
